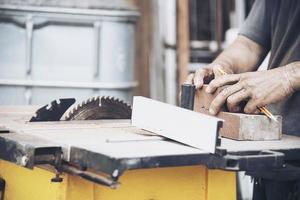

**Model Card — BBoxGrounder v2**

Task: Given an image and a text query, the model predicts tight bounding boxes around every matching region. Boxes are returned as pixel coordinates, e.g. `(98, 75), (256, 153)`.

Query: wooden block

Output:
(132, 96), (223, 153)
(195, 108), (282, 140)
(194, 87), (282, 141)
(195, 85), (226, 110)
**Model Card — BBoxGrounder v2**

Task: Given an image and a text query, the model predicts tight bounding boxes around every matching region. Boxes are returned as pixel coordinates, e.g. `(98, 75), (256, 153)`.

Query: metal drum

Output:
(0, 3), (138, 105)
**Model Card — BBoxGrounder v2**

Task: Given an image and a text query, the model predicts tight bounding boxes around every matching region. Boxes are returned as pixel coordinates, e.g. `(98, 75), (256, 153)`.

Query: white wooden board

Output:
(131, 96), (223, 153)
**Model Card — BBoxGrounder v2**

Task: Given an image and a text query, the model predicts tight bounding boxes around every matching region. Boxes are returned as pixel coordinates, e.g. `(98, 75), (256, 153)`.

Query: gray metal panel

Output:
(32, 24), (94, 82)
(98, 21), (135, 83)
(0, 86), (26, 104)
(0, 5), (138, 105)
(0, 1), (138, 11)
(0, 21), (26, 79)
(30, 88), (93, 105)
(0, 132), (62, 169)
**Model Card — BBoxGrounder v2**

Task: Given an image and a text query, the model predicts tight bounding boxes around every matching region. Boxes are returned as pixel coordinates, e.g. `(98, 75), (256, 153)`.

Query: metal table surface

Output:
(0, 106), (299, 183)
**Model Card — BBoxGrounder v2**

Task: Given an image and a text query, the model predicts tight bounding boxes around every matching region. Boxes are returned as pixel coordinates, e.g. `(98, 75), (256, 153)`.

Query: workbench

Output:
(0, 106), (300, 200)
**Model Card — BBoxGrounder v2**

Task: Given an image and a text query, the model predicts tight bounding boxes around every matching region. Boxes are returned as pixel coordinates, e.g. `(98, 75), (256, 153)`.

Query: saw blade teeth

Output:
(94, 96), (101, 106)
(65, 95), (132, 120)
(103, 96), (109, 100)
(75, 104), (81, 112)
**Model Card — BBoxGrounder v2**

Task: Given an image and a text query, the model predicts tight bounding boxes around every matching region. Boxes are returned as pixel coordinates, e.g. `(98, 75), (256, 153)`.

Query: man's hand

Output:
(184, 63), (234, 89)
(184, 36), (267, 89)
(206, 65), (296, 115)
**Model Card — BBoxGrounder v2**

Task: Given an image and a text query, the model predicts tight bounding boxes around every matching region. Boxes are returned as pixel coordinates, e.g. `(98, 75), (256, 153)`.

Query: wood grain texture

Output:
(221, 134), (299, 152)
(177, 0), (190, 85)
(132, 96), (222, 153)
(0, 106), (296, 160)
(195, 85), (225, 110)
(134, 0), (151, 97)
(195, 108), (282, 140)
(194, 87), (282, 141)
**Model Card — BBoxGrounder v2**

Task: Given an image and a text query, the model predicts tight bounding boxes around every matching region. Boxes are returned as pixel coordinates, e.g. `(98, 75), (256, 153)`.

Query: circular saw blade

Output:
(65, 96), (132, 120)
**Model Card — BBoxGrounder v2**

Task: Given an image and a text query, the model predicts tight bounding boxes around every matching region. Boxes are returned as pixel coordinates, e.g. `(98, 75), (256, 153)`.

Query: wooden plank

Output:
(134, 0), (151, 97)
(132, 96), (222, 153)
(195, 85), (226, 110)
(177, 0), (190, 86)
(195, 108), (282, 140)
(221, 134), (300, 152)
(194, 86), (282, 140)
(0, 106), (39, 114)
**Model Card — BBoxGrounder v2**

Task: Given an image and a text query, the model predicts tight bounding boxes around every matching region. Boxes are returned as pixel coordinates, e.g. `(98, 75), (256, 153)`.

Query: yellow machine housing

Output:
(0, 160), (236, 200)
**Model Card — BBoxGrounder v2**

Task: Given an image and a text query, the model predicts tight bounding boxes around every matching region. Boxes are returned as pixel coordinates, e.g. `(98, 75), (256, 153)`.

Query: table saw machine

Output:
(0, 94), (299, 200)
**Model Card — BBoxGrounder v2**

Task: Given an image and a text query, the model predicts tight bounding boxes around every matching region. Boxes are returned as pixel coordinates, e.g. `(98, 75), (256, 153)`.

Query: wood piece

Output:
(221, 134), (300, 152)
(194, 84), (226, 110)
(195, 108), (282, 140)
(177, 0), (189, 85)
(132, 96), (222, 153)
(134, 0), (151, 97)
(194, 87), (282, 141)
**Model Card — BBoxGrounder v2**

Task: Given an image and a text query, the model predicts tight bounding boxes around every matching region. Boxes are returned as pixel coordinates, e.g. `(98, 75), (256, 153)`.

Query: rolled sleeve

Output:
(239, 0), (272, 50)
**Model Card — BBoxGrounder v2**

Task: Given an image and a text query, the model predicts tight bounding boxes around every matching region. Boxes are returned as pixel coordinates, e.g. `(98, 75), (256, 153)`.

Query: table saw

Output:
(0, 96), (299, 200)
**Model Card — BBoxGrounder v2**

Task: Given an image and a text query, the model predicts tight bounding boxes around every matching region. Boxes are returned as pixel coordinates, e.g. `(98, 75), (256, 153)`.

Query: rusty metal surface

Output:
(0, 133), (61, 169)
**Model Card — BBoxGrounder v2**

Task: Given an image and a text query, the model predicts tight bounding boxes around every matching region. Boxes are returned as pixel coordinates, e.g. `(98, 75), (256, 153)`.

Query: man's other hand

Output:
(206, 66), (296, 115)
(184, 64), (234, 89)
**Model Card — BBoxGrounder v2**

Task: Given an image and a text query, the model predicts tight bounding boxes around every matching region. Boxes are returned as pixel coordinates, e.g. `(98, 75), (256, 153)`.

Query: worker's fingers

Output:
(184, 73), (195, 85)
(253, 109), (260, 114)
(244, 99), (263, 114)
(193, 68), (211, 89)
(227, 89), (251, 112)
(206, 74), (241, 94)
(209, 83), (243, 115)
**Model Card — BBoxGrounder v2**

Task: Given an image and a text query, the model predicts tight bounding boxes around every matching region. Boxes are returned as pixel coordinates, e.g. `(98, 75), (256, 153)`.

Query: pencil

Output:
(216, 67), (278, 122)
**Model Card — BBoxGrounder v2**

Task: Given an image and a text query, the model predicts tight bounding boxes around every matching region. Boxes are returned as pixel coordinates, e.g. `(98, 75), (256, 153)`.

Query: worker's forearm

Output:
(212, 35), (268, 74)
(287, 61), (300, 91)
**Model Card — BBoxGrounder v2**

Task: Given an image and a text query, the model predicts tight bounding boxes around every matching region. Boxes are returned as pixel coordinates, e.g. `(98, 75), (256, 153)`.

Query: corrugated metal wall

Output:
(0, 2), (138, 105)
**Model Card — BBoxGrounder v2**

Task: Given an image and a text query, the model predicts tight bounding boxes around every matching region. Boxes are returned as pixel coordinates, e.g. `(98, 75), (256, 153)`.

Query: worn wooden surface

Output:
(194, 86), (282, 141)
(0, 106), (209, 161)
(0, 105), (298, 161)
(221, 134), (300, 152)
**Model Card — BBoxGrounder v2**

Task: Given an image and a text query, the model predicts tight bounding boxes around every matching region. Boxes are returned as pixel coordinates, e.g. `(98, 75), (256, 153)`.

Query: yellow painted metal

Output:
(0, 160), (236, 200)
(207, 169), (237, 200)
(0, 160), (67, 200)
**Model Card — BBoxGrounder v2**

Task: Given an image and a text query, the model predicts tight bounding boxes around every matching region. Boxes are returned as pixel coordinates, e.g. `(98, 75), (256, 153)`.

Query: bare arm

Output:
(185, 35), (268, 89)
(211, 35), (268, 74)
